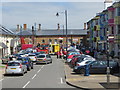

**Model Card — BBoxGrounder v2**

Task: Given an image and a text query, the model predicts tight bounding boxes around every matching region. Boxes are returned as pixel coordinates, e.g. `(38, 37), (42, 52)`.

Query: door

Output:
(90, 61), (106, 74)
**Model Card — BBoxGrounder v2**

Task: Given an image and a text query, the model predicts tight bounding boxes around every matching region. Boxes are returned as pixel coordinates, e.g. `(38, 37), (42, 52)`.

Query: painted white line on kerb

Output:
(0, 79), (4, 82)
(60, 78), (63, 84)
(32, 74), (37, 79)
(23, 81), (30, 88)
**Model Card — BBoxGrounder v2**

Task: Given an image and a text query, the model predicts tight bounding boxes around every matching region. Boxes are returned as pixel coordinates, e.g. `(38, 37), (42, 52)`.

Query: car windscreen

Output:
(37, 55), (45, 58)
(8, 62), (20, 66)
(29, 55), (35, 56)
(17, 57), (23, 60)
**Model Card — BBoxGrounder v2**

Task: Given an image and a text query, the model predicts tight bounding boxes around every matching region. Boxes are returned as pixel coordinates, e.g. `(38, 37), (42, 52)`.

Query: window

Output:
(117, 7), (120, 16)
(111, 27), (114, 34)
(118, 25), (120, 34)
(54, 39), (57, 44)
(49, 39), (52, 43)
(42, 40), (45, 43)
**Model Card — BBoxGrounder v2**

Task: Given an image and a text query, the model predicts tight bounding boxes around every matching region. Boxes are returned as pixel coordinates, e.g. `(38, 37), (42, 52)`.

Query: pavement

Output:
(64, 62), (120, 90)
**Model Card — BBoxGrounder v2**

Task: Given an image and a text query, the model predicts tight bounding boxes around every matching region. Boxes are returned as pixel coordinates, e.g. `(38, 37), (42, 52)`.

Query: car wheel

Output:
(31, 66), (33, 69)
(2, 60), (4, 64)
(27, 67), (31, 71)
(21, 71), (24, 76)
(80, 69), (85, 75)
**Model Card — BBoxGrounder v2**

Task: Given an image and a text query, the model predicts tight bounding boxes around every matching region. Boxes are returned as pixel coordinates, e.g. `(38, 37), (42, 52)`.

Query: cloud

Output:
(2, 2), (105, 29)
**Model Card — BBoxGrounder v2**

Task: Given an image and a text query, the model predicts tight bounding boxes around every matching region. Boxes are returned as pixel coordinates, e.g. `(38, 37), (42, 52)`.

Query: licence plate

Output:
(11, 68), (16, 69)
(39, 60), (43, 61)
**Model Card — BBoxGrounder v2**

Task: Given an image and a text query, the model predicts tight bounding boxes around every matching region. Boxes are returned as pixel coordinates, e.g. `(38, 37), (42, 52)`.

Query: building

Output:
(87, 1), (120, 58)
(0, 25), (19, 58)
(11, 24), (88, 48)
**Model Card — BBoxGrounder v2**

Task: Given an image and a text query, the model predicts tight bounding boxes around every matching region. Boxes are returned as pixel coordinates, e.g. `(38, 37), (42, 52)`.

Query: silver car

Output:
(5, 60), (27, 76)
(36, 54), (52, 64)
(28, 53), (37, 62)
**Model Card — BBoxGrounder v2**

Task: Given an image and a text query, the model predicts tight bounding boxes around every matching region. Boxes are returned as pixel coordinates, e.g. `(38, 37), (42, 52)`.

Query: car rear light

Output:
(76, 64), (80, 66)
(19, 64), (22, 68)
(44, 58), (46, 60)
(6, 64), (8, 69)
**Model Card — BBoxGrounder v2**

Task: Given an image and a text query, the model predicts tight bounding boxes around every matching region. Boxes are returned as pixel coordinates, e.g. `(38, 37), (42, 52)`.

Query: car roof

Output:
(28, 53), (36, 55)
(8, 60), (21, 63)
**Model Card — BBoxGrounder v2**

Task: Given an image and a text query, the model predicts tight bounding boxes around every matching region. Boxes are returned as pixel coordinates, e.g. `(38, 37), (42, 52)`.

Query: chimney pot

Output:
(57, 23), (60, 30)
(17, 24), (19, 31)
(23, 24), (27, 30)
(38, 24), (41, 31)
(84, 23), (86, 30)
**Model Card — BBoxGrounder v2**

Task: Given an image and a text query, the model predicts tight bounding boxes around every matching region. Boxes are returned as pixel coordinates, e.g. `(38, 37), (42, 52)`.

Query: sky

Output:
(0, 0), (115, 29)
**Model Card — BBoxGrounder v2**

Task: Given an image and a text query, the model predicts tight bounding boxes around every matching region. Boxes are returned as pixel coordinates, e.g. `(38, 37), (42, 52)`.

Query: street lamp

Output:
(56, 10), (68, 60)
(106, 31), (110, 85)
(32, 26), (35, 45)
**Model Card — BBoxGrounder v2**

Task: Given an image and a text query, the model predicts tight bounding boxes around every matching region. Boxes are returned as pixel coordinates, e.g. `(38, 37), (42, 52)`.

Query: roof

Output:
(17, 30), (32, 36)
(0, 25), (15, 35)
(0, 42), (8, 48)
(11, 29), (88, 36)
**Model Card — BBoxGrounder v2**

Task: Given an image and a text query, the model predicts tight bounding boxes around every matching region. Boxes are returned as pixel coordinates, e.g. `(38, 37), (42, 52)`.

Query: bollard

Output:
(84, 64), (90, 76)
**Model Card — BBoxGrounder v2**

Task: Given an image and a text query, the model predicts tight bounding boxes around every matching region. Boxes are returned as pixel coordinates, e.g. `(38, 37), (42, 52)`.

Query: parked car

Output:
(28, 53), (37, 62)
(33, 51), (46, 56)
(5, 60), (27, 75)
(36, 54), (52, 64)
(73, 60), (119, 74)
(17, 57), (33, 71)
(67, 52), (80, 62)
(71, 54), (94, 67)
(1, 55), (10, 64)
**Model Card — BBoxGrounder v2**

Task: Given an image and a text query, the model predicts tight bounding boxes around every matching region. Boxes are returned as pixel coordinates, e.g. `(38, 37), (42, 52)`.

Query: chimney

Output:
(84, 23), (86, 30)
(38, 24), (41, 31)
(17, 24), (19, 31)
(23, 24), (27, 30)
(57, 23), (60, 30)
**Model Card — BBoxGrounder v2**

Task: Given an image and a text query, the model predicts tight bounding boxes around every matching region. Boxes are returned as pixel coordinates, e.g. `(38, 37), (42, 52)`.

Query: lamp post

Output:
(32, 26), (35, 45)
(56, 10), (68, 60)
(106, 31), (110, 85)
(71, 31), (73, 45)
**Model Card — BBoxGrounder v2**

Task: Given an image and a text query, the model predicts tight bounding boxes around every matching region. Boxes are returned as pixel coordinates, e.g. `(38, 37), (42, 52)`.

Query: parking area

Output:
(64, 62), (120, 90)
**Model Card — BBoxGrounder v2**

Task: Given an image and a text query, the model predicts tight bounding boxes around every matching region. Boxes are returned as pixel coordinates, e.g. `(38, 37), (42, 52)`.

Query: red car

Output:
(67, 53), (80, 63)
(70, 55), (81, 68)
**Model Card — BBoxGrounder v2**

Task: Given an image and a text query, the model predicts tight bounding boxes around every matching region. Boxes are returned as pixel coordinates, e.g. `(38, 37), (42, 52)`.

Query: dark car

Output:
(17, 57), (33, 71)
(33, 51), (46, 56)
(73, 60), (119, 74)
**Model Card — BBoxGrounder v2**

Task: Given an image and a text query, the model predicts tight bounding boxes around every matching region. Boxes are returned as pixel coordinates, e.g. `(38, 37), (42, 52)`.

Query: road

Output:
(1, 56), (79, 89)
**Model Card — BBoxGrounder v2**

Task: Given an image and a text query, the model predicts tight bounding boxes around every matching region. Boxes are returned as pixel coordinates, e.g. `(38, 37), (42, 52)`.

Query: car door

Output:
(46, 55), (51, 62)
(89, 61), (101, 74)
(90, 61), (106, 74)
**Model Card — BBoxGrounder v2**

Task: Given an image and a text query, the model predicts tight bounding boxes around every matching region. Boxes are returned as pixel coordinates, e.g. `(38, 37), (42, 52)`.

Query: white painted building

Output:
(0, 25), (20, 58)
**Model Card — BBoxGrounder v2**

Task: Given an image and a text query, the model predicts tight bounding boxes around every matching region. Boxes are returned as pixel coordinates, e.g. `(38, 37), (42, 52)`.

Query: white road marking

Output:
(0, 79), (4, 82)
(41, 65), (44, 68)
(32, 74), (37, 79)
(37, 69), (41, 73)
(23, 81), (30, 88)
(60, 77), (63, 84)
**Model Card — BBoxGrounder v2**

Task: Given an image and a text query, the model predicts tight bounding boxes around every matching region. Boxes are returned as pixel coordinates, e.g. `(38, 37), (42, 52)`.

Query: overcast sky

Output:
(1, 0), (110, 29)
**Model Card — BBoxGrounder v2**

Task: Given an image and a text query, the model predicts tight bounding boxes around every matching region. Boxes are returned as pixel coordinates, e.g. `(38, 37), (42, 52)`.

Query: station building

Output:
(13, 24), (88, 47)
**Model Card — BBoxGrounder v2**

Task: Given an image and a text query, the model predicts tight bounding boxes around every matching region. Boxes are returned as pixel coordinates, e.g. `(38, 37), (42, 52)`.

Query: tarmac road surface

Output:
(1, 56), (81, 89)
